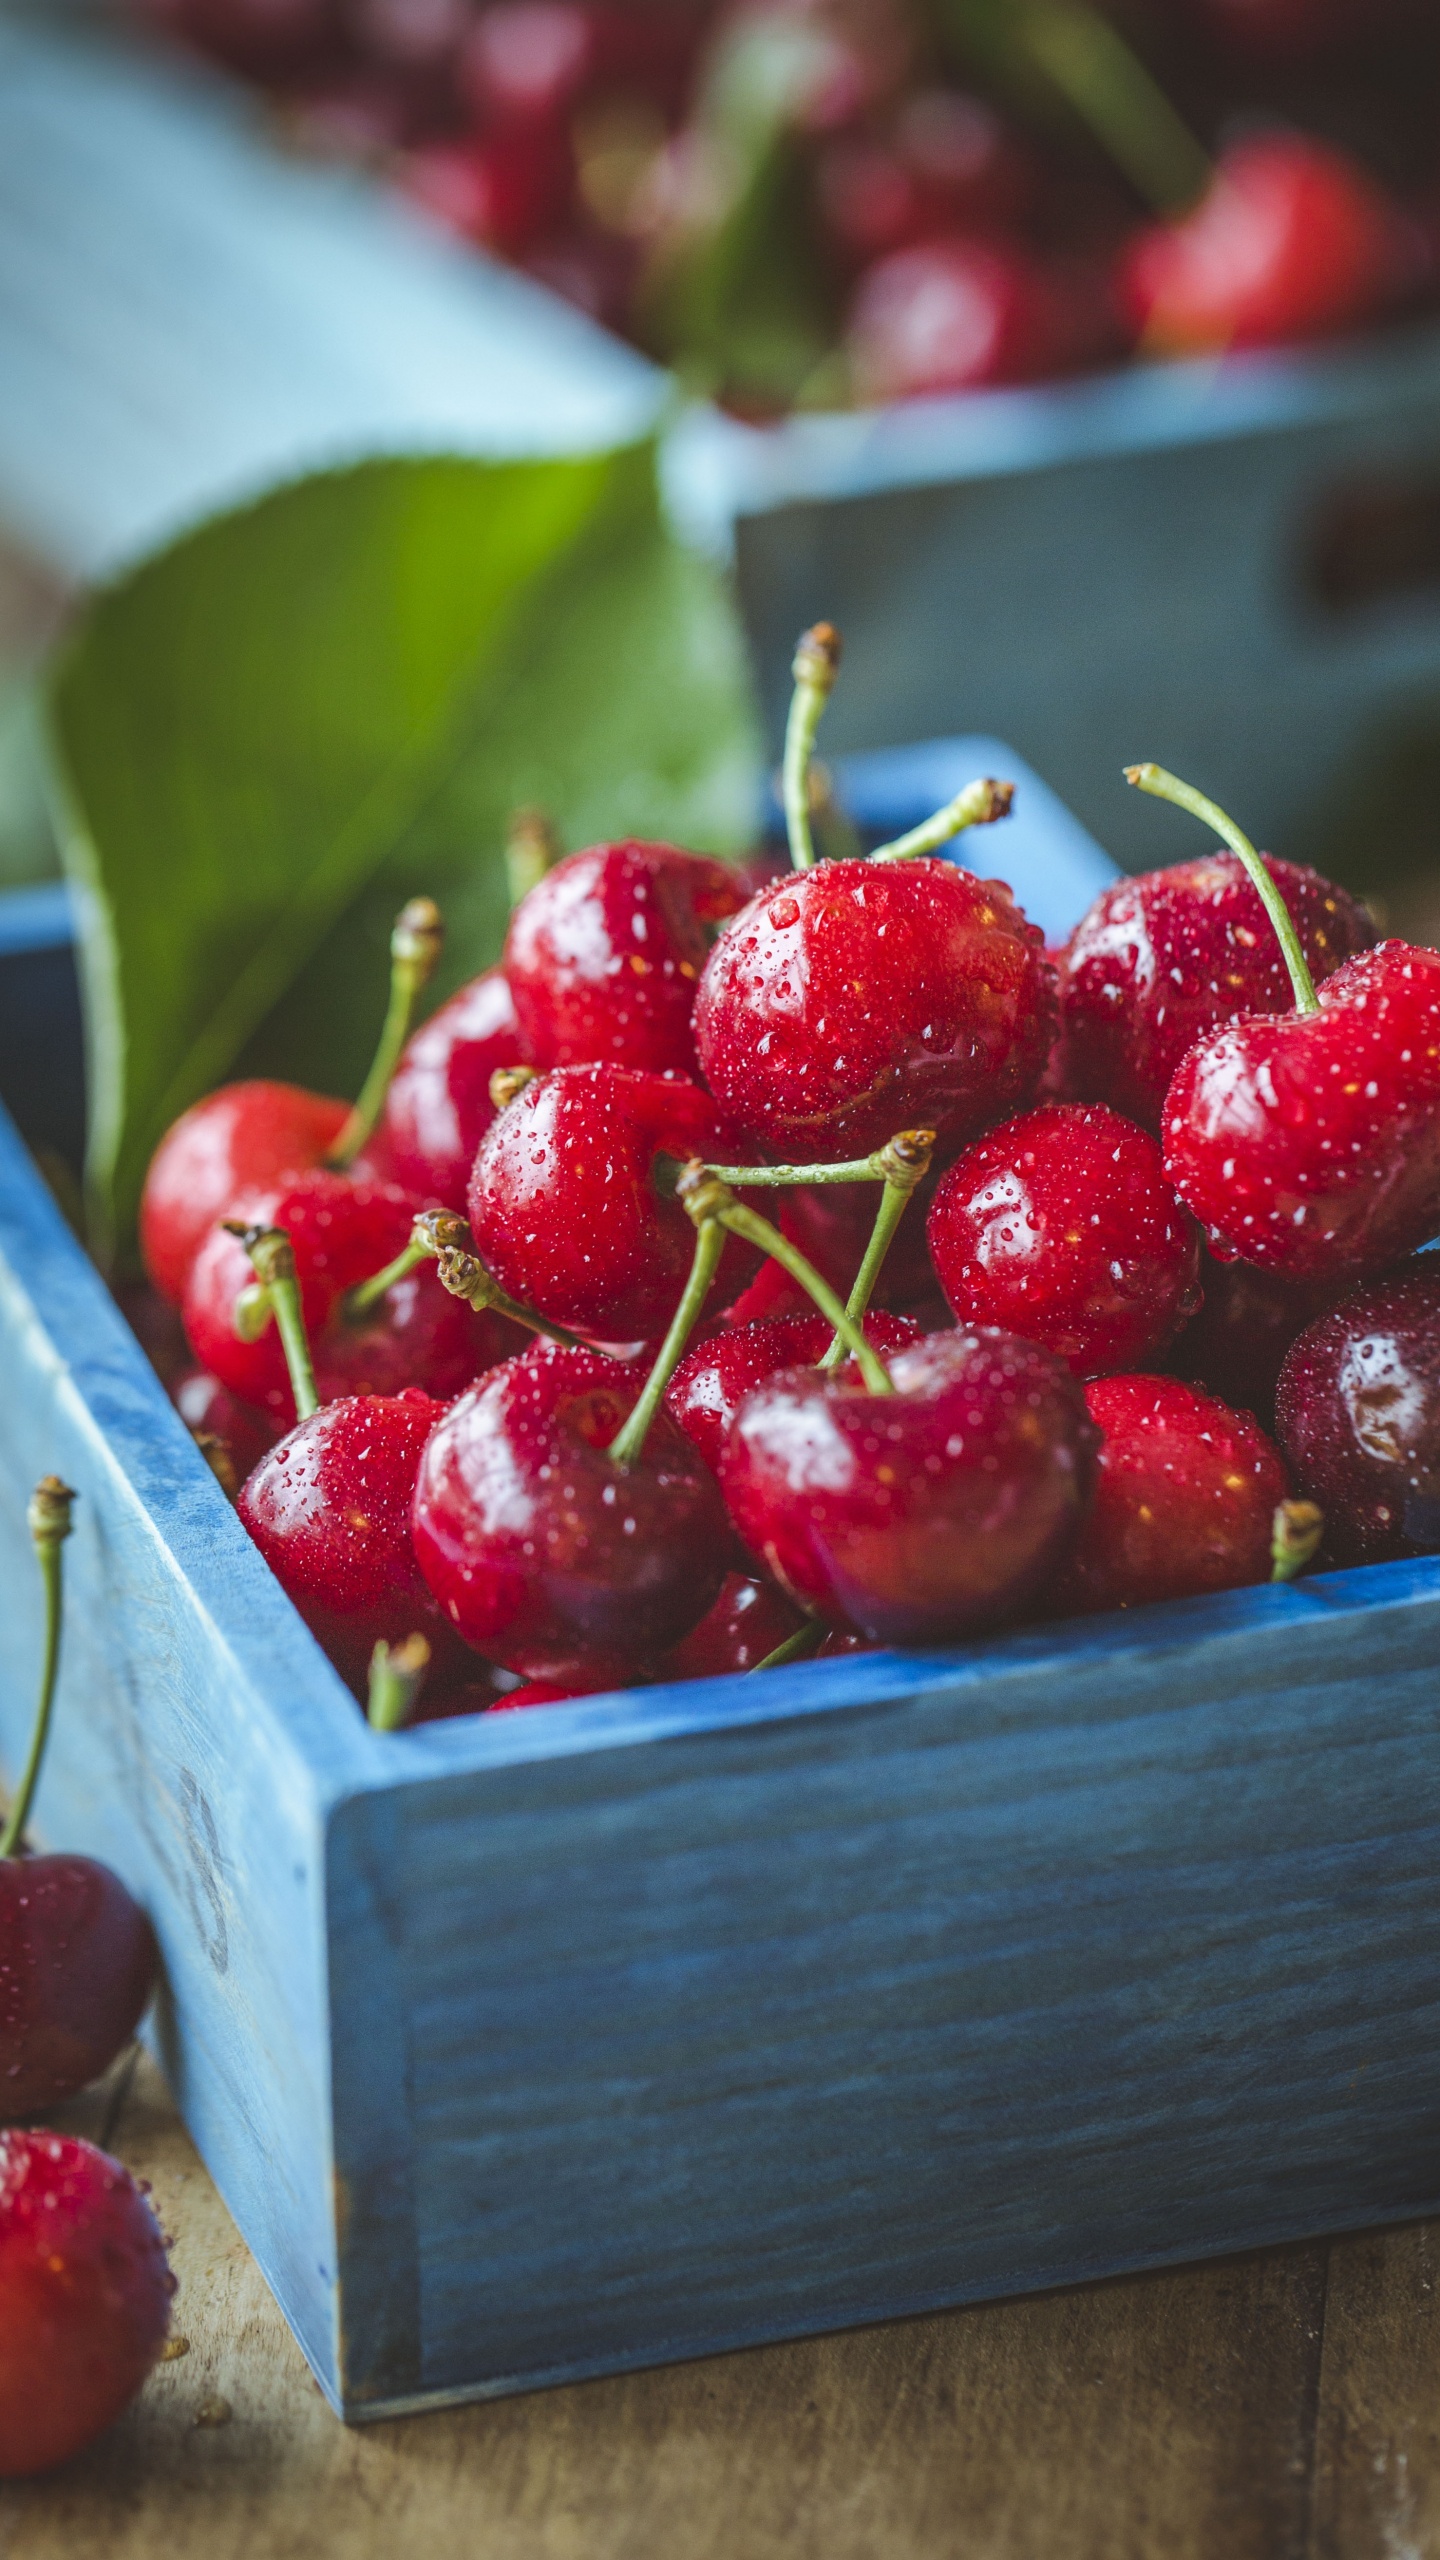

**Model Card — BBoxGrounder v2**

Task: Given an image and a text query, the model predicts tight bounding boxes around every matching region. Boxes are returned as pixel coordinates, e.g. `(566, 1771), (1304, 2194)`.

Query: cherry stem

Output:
(752, 1620), (824, 1674)
(505, 808), (561, 910)
(607, 1218), (727, 1468)
(819, 1129), (935, 1373)
(1125, 765), (1320, 1015)
(677, 1164), (894, 1396)
(1015, 0), (1211, 216)
(1272, 1500), (1324, 1583)
(489, 1065), (539, 1112)
(367, 1633), (432, 1732)
(225, 1223), (320, 1422)
(1, 1478), (76, 1858)
(703, 1150), (910, 1189)
(869, 777), (1014, 864)
(386, 1210), (586, 1350)
(783, 623), (842, 872)
(326, 898), (446, 1171)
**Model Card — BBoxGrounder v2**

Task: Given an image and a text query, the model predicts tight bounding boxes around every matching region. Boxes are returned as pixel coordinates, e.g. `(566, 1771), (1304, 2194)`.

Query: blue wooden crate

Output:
(1, 739), (1437, 2422)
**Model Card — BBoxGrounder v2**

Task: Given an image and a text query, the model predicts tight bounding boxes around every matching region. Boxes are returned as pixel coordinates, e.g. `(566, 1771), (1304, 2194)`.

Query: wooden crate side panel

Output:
(325, 1575), (1440, 2410)
(0, 1112), (352, 2397)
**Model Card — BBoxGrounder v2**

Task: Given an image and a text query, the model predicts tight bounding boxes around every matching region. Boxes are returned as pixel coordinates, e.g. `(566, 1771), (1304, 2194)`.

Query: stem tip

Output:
(489, 1064), (539, 1112)
(27, 1476), (75, 1548)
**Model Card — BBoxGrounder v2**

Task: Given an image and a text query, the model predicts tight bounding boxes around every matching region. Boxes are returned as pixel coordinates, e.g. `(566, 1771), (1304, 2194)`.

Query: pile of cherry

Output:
(122, 620), (1440, 1724)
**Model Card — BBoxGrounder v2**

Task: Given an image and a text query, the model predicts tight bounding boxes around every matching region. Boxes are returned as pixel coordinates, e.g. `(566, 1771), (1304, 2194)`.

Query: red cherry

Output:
(467, 1068), (755, 1340)
(137, 0), (334, 75)
(1059, 853), (1374, 1133)
(183, 1172), (512, 1421)
(457, 1), (593, 123)
(845, 236), (1061, 398)
(490, 1667), (642, 1709)
(1120, 135), (1409, 357)
(140, 1081), (348, 1307)
(694, 859), (1054, 1168)
(927, 1102), (1201, 1376)
(413, 1340), (728, 1675)
(395, 124), (572, 254)
(0, 1857), (156, 2122)
(660, 1572), (807, 1679)
(1050, 1375), (1290, 1616)
(238, 1389), (459, 1688)
(504, 841), (748, 1078)
(721, 1329), (1098, 1643)
(1175, 1248), (1343, 1429)
(665, 1309), (921, 1476)
(0, 2130), (174, 2477)
(1276, 1261), (1440, 1564)
(369, 968), (524, 1212)
(1163, 941), (1440, 1286)
(171, 1369), (278, 1482)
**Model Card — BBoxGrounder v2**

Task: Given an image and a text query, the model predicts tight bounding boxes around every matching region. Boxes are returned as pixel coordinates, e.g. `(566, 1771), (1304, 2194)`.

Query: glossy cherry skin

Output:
(928, 1103), (1201, 1376)
(1119, 135), (1408, 357)
(1, 1858), (157, 2121)
(413, 1341), (728, 1677)
(1276, 1262), (1440, 1565)
(660, 1573), (807, 1680)
(183, 1170), (514, 1422)
(505, 841), (749, 1078)
(1174, 1249), (1344, 1432)
(140, 1079), (348, 1306)
(1059, 853), (1374, 1133)
(694, 858), (1054, 1167)
(468, 1068), (755, 1340)
(238, 1389), (458, 1689)
(1049, 1375), (1290, 1617)
(721, 1329), (1098, 1645)
(171, 1369), (277, 1481)
(0, 2129), (175, 2477)
(370, 968), (525, 1213)
(1163, 941), (1440, 1286)
(665, 1310), (921, 1476)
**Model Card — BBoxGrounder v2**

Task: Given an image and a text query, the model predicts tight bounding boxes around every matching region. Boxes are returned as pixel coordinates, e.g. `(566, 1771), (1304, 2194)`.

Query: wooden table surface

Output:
(1, 2054), (1437, 2560)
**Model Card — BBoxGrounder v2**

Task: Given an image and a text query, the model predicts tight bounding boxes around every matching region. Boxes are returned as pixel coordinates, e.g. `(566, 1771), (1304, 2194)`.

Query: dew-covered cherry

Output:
(140, 1081), (348, 1307)
(665, 1309), (920, 1475)
(505, 840), (749, 1077)
(467, 1067), (755, 1340)
(369, 967), (525, 1212)
(694, 854), (1054, 1167)
(413, 1340), (729, 1677)
(0, 2130), (174, 2476)
(1275, 1262), (1440, 1565)
(1059, 853), (1374, 1132)
(660, 1573), (808, 1680)
(927, 1102), (1201, 1375)
(721, 1329), (1098, 1644)
(1049, 1375), (1291, 1616)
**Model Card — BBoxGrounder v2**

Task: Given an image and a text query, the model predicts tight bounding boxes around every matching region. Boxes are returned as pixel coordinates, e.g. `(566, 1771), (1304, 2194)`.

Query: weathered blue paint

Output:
(1, 741), (1436, 2419)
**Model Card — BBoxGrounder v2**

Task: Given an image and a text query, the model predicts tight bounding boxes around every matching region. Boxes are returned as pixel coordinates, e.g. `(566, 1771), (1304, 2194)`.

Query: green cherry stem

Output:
(1016, 0), (1211, 216)
(820, 1129), (935, 1373)
(1, 1477), (77, 1858)
(677, 1164), (894, 1396)
(367, 1633), (432, 1733)
(1125, 764), (1320, 1015)
(869, 776), (1014, 864)
(225, 1224), (320, 1422)
(504, 808), (562, 910)
(607, 1217), (727, 1468)
(383, 1210), (587, 1350)
(326, 897), (446, 1171)
(783, 623), (842, 872)
(751, 1619), (824, 1674)
(1272, 1500), (1324, 1583)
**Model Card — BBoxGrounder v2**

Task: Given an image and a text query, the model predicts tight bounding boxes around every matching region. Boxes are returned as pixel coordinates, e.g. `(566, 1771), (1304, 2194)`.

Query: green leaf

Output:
(45, 444), (761, 1262)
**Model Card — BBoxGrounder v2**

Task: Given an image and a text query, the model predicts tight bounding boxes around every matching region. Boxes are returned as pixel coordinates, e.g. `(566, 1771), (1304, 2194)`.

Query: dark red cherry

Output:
(413, 1340), (728, 1676)
(490, 1668), (644, 1710)
(1276, 1261), (1440, 1565)
(171, 1369), (277, 1482)
(721, 1329), (1098, 1644)
(1119, 135), (1409, 356)
(660, 1573), (807, 1679)
(846, 237), (1071, 399)
(395, 121), (572, 254)
(665, 1309), (921, 1476)
(183, 1171), (512, 1421)
(1163, 941), (1440, 1286)
(1059, 853), (1374, 1133)
(927, 1102), (1201, 1376)
(0, 2130), (174, 2477)
(140, 1080), (348, 1306)
(504, 841), (748, 1077)
(1175, 1248), (1344, 1431)
(369, 968), (524, 1213)
(467, 1068), (755, 1340)
(694, 858), (1054, 1167)
(1050, 1375), (1290, 1616)
(0, 1859), (156, 2122)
